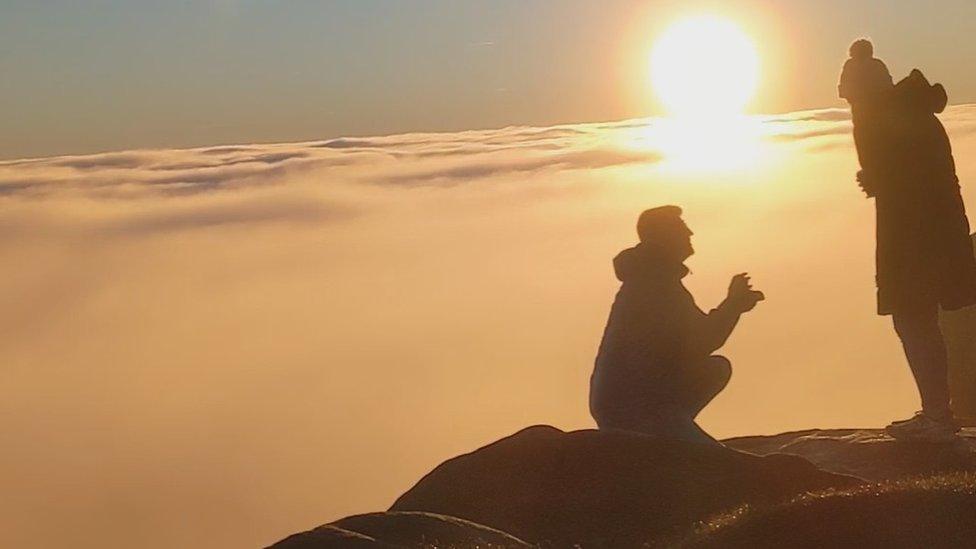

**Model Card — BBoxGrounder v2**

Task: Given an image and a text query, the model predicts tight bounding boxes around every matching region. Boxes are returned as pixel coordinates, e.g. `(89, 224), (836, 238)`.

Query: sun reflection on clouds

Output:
(623, 114), (771, 174)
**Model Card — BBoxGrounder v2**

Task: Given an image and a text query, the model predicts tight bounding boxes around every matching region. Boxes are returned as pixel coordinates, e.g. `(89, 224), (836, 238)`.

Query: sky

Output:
(3, 0), (976, 160)
(5, 105), (976, 547)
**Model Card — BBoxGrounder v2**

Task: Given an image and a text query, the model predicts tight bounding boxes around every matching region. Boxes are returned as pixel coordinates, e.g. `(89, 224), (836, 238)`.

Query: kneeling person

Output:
(589, 206), (764, 445)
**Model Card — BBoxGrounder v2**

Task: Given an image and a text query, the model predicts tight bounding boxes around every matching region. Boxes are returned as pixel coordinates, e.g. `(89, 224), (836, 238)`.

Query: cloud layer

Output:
(5, 106), (976, 549)
(0, 106), (875, 200)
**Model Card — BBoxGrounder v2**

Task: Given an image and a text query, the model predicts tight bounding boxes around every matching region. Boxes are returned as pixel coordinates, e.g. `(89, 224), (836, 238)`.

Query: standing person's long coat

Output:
(874, 70), (976, 315)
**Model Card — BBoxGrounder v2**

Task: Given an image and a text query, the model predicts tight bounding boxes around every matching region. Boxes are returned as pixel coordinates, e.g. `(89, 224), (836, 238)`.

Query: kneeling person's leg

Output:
(676, 355), (732, 419)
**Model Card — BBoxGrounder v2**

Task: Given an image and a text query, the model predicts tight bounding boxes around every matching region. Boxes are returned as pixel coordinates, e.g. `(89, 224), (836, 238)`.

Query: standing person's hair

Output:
(849, 39), (874, 59)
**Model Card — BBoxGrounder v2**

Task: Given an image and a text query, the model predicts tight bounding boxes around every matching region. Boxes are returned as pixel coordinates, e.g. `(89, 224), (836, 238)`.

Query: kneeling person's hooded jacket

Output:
(590, 244), (739, 424)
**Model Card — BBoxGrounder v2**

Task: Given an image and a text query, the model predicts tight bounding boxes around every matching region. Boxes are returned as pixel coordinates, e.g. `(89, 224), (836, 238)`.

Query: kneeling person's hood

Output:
(613, 244), (689, 283)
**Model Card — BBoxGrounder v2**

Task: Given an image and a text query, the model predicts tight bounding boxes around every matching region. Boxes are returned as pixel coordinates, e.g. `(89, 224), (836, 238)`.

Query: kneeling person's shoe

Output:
(885, 413), (959, 442)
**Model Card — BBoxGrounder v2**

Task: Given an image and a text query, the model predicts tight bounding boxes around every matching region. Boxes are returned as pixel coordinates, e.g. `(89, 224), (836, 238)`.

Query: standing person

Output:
(589, 206), (764, 445)
(843, 58), (976, 441)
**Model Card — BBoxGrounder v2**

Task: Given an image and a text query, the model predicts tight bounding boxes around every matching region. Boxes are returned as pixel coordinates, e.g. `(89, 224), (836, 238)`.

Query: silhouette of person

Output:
(844, 58), (976, 441)
(589, 206), (764, 445)
(838, 39), (893, 192)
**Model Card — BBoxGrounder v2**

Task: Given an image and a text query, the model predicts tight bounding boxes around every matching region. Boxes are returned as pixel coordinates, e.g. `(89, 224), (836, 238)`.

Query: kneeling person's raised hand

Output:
(727, 273), (765, 313)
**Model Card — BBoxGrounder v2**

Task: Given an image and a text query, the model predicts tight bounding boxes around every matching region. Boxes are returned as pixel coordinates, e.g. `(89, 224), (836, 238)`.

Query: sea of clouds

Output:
(4, 106), (976, 548)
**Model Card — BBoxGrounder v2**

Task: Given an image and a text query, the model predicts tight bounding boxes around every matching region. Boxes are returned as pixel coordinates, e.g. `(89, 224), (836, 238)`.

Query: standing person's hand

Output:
(726, 273), (765, 313)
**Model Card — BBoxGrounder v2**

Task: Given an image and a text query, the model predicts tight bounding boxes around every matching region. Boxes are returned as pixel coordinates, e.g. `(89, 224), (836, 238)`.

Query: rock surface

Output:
(268, 511), (531, 548)
(270, 525), (393, 548)
(682, 473), (976, 549)
(725, 428), (976, 482)
(389, 426), (858, 547)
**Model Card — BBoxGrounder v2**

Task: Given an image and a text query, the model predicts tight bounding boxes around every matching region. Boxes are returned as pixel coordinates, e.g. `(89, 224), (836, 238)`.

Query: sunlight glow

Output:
(626, 115), (768, 174)
(651, 16), (760, 118)
(639, 16), (766, 172)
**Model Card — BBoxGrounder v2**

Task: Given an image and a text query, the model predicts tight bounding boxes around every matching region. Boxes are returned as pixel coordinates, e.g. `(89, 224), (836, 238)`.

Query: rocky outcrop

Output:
(275, 427), (976, 547)
(682, 473), (976, 548)
(269, 511), (531, 548)
(389, 426), (858, 547)
(725, 428), (976, 482)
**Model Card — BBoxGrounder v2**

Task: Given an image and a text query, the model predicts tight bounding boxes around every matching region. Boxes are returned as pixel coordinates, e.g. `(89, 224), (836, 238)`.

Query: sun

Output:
(650, 15), (760, 118)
